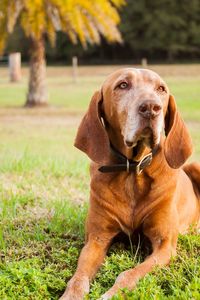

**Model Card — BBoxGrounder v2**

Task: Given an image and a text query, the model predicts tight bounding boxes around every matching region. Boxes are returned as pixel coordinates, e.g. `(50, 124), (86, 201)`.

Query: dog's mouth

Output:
(132, 140), (145, 158)
(126, 127), (160, 160)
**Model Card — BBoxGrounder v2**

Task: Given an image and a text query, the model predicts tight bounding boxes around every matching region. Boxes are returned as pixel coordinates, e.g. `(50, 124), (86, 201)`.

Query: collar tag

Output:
(136, 152), (153, 175)
(101, 117), (105, 128)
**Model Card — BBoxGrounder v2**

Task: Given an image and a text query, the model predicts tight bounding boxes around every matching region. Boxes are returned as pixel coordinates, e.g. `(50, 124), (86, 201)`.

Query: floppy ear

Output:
(74, 90), (112, 164)
(164, 95), (193, 168)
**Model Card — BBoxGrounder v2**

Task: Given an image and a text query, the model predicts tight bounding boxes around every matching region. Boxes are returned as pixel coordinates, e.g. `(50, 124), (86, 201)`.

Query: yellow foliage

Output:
(0, 0), (125, 53)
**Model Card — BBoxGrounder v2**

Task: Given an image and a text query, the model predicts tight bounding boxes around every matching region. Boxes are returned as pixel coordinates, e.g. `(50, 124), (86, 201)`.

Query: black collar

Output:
(98, 145), (158, 174)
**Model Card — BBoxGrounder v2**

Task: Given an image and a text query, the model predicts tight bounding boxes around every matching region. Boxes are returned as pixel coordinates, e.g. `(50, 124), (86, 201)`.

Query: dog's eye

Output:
(157, 85), (166, 93)
(118, 82), (128, 89)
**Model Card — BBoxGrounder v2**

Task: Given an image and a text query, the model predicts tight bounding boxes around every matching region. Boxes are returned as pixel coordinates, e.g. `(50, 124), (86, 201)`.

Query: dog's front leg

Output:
(100, 209), (178, 300)
(101, 237), (177, 299)
(60, 232), (115, 300)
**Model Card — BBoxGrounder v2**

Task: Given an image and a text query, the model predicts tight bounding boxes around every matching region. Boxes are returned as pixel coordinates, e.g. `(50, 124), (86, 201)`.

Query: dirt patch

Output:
(1, 64), (200, 80)
(0, 107), (83, 127)
(45, 64), (200, 78)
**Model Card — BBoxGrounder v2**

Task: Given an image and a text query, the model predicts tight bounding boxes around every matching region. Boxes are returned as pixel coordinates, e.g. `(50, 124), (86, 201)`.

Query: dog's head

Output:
(75, 68), (192, 169)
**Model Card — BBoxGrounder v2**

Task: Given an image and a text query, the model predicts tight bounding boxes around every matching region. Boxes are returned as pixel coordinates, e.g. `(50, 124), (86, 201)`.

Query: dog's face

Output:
(102, 68), (170, 155)
(75, 68), (192, 168)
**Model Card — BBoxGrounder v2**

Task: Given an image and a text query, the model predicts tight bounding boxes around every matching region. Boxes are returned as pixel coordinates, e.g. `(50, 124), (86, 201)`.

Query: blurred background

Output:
(0, 1), (200, 299)
(3, 0), (200, 64)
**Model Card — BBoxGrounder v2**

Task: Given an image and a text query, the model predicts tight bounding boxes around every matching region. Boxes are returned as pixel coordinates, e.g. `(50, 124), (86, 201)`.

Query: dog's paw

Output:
(100, 294), (110, 300)
(100, 287), (122, 300)
(59, 276), (89, 300)
(100, 293), (112, 300)
(100, 270), (137, 300)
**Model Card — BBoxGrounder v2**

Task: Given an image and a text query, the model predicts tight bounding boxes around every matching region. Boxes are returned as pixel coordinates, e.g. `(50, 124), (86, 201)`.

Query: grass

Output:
(0, 64), (200, 299)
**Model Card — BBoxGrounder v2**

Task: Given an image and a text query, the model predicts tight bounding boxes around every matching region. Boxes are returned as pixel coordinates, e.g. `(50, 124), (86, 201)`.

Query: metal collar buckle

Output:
(136, 152), (153, 175)
(126, 159), (130, 172)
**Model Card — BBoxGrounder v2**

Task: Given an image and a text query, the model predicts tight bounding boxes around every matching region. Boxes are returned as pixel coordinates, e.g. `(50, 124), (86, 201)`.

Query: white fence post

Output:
(141, 57), (148, 68)
(72, 56), (78, 83)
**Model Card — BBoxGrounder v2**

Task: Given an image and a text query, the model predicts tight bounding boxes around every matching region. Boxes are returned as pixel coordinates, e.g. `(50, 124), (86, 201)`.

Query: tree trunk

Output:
(25, 37), (48, 107)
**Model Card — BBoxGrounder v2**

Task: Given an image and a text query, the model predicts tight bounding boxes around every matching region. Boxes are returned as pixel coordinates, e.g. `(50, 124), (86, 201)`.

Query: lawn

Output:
(0, 64), (200, 299)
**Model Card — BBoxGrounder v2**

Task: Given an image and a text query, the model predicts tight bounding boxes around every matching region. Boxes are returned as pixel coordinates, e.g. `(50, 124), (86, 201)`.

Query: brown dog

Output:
(60, 68), (200, 300)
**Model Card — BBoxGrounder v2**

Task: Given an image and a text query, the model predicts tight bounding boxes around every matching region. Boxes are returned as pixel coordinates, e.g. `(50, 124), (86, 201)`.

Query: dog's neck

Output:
(107, 126), (132, 159)
(106, 125), (152, 162)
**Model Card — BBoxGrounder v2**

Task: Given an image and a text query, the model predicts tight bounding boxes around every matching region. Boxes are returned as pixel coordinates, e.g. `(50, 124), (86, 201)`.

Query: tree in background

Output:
(0, 0), (124, 107)
(120, 0), (200, 61)
(46, 0), (200, 63)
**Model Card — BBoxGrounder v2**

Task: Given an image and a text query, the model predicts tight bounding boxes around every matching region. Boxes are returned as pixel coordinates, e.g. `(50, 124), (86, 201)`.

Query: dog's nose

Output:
(138, 101), (162, 119)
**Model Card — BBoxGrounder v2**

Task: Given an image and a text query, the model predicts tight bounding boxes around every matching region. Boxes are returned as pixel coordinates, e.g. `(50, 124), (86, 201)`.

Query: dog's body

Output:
(60, 68), (200, 300)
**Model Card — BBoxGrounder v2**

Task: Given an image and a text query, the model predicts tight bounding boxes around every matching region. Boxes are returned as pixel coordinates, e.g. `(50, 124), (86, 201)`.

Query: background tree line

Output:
(4, 0), (200, 64)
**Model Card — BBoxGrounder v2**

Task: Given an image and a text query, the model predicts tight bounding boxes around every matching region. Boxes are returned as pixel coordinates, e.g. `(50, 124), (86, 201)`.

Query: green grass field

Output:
(0, 65), (200, 299)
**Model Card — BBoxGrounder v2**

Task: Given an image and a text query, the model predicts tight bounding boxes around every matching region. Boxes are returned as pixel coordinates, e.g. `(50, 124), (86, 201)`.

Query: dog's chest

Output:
(105, 173), (151, 234)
